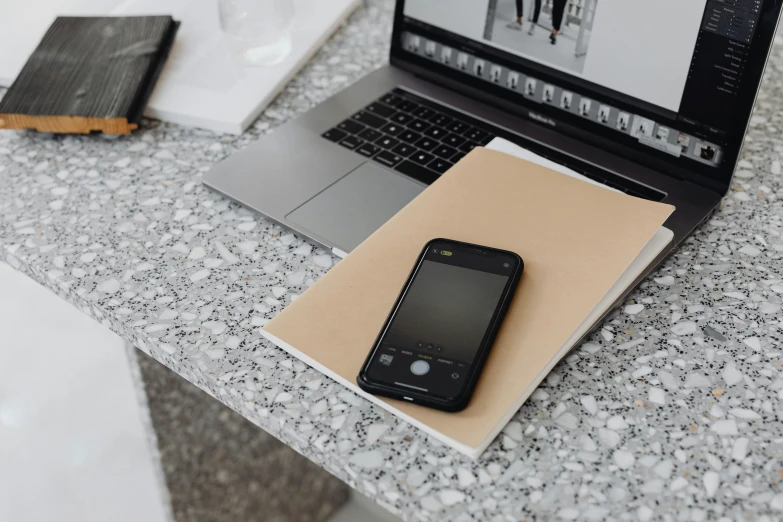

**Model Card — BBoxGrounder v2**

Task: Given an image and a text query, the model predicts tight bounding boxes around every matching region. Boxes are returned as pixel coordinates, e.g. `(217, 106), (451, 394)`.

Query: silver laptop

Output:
(205, 0), (782, 263)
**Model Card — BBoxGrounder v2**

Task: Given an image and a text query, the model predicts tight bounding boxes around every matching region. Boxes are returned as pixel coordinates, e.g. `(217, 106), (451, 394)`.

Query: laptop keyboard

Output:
(321, 88), (665, 201)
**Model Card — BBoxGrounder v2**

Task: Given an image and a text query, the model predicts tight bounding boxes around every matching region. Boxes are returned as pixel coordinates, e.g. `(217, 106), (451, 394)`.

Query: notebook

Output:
(261, 145), (675, 458)
(0, 0), (360, 134)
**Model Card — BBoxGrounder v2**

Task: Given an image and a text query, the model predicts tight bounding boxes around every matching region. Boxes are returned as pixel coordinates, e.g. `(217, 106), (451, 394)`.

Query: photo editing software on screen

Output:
(400, 0), (769, 170)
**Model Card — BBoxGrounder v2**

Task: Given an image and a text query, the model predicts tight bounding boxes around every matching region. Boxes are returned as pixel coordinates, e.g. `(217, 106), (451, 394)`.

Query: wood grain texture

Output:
(0, 16), (178, 134)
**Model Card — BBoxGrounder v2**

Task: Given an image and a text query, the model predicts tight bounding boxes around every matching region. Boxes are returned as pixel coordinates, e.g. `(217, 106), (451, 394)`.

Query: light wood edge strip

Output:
(0, 114), (137, 134)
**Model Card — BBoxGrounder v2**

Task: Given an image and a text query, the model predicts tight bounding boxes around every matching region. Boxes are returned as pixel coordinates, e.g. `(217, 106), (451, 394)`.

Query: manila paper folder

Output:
(262, 147), (675, 457)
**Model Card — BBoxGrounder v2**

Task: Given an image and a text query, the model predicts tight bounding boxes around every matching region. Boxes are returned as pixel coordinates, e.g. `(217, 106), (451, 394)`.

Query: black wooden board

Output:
(0, 16), (178, 134)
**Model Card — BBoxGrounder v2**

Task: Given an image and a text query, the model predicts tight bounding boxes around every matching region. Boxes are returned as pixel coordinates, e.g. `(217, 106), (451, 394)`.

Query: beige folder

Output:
(262, 148), (675, 457)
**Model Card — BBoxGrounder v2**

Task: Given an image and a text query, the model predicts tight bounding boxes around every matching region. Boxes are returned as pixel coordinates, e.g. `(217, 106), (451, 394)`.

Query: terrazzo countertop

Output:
(3, 2), (783, 520)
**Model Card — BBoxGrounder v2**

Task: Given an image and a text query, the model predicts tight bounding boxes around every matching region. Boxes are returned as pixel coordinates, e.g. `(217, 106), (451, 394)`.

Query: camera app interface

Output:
(366, 242), (515, 399)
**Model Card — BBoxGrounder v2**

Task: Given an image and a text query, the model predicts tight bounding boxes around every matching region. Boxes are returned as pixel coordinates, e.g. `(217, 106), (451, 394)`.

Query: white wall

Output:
(404, 0), (490, 41)
(583, 0), (707, 111)
(0, 263), (171, 522)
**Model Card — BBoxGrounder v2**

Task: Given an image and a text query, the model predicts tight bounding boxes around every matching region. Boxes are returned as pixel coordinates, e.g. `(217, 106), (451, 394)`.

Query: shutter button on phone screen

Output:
(410, 360), (430, 376)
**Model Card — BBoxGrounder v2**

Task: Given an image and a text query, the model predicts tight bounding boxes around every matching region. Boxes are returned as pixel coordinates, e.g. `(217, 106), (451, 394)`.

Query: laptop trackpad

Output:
(286, 162), (425, 253)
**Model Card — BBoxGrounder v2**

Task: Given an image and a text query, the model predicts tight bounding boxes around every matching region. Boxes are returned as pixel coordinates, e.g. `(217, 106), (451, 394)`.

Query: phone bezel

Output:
(357, 238), (523, 412)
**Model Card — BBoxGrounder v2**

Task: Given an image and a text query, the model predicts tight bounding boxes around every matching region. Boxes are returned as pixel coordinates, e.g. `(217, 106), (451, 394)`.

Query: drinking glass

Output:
(218, 0), (294, 66)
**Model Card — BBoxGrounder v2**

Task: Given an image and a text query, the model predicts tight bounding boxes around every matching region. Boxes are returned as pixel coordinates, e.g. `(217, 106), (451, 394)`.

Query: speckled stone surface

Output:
(2, 1), (783, 520)
(135, 348), (348, 522)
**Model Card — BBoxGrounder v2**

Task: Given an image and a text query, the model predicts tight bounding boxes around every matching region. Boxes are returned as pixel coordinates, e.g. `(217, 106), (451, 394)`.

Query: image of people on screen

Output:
(698, 144), (716, 161)
(441, 47), (453, 65)
(404, 0), (716, 117)
(525, 78), (537, 97)
(457, 52), (469, 71)
(598, 104), (610, 124)
(617, 112), (630, 131)
(579, 98), (592, 117)
(631, 116), (655, 138)
(409, 35), (421, 53)
(475, 59), (486, 77)
(483, 0), (592, 74)
(508, 72), (520, 89)
(491, 65), (503, 83)
(543, 84), (555, 103)
(561, 91), (573, 110)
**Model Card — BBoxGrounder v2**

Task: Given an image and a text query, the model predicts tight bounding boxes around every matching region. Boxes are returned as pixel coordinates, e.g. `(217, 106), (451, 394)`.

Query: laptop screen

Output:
(393, 0), (782, 186)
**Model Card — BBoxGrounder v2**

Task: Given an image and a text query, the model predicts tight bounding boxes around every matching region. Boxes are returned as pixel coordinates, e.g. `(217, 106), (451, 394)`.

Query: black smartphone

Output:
(357, 238), (523, 412)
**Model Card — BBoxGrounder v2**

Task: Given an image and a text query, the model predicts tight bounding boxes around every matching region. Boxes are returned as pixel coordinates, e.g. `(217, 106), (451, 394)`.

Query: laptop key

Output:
(433, 144), (457, 159)
(376, 135), (400, 150)
(337, 119), (364, 134)
(374, 150), (404, 168)
(395, 161), (440, 185)
(339, 135), (364, 151)
(380, 122), (404, 136)
(458, 140), (481, 153)
(356, 142), (381, 157)
(398, 130), (422, 144)
(358, 128), (383, 142)
(479, 134), (495, 145)
(446, 121), (469, 134)
(443, 133), (466, 147)
(414, 137), (437, 151)
(423, 126), (447, 140)
(427, 157), (453, 174)
(367, 103), (396, 118)
(412, 107), (435, 119)
(352, 111), (386, 128)
(390, 112), (414, 125)
(410, 150), (435, 166)
(465, 128), (489, 142)
(397, 100), (419, 113)
(409, 119), (431, 132)
(392, 143), (417, 157)
(322, 128), (347, 142)
(429, 114), (453, 127)
(380, 93), (403, 106)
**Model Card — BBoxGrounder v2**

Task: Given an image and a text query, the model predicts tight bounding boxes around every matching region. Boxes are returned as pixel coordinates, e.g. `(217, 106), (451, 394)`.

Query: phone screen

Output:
(364, 240), (518, 400)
